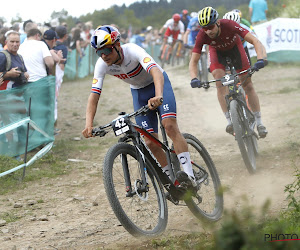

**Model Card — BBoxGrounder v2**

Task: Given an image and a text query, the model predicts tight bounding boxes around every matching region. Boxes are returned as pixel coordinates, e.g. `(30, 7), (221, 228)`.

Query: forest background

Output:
(0, 0), (299, 32)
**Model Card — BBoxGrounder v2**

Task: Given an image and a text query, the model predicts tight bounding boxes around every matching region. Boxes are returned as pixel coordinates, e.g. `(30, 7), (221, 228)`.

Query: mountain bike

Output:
(92, 105), (223, 237)
(171, 40), (185, 66)
(194, 67), (259, 174)
(160, 36), (174, 68)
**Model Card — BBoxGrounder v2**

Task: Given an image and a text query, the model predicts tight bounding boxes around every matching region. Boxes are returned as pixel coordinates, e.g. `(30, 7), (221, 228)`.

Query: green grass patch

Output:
(0, 211), (22, 223)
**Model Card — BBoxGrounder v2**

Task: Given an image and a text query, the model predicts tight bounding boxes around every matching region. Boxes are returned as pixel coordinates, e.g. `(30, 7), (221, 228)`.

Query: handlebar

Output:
(195, 67), (257, 89)
(92, 105), (150, 137)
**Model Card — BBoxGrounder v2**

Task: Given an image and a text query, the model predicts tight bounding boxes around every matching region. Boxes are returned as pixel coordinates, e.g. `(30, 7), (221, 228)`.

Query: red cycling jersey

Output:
(193, 19), (251, 72)
(193, 19), (249, 53)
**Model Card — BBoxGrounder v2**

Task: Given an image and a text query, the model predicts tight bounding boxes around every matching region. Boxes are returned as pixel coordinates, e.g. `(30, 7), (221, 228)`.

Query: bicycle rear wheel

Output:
(172, 133), (223, 222)
(230, 100), (256, 173)
(103, 142), (168, 237)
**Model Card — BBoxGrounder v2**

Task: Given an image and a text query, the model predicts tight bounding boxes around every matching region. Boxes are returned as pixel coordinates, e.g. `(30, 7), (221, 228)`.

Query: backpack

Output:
(0, 50), (25, 71)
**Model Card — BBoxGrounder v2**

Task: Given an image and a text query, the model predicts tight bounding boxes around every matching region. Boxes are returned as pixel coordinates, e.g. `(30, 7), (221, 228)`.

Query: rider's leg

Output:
(211, 68), (232, 123)
(162, 117), (194, 178)
(239, 75), (268, 137)
(144, 133), (168, 167)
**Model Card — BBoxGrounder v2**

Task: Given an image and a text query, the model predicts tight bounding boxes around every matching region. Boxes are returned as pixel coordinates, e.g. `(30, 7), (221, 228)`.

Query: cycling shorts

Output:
(165, 28), (180, 40)
(131, 72), (176, 134)
(209, 43), (250, 73)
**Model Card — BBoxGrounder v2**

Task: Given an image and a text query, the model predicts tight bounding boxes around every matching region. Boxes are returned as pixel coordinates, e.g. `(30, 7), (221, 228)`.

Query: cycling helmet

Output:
(223, 11), (241, 24)
(232, 9), (242, 18)
(198, 6), (219, 27)
(90, 25), (120, 50)
(190, 12), (198, 18)
(182, 9), (189, 15)
(173, 13), (181, 22)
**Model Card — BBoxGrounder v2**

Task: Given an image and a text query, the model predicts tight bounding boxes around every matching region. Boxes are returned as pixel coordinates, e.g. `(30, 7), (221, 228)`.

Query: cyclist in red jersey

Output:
(189, 6), (268, 138)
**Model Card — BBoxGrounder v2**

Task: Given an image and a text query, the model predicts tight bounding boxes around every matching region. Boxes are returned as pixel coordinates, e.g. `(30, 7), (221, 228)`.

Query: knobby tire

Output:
(230, 100), (256, 173)
(103, 142), (168, 237)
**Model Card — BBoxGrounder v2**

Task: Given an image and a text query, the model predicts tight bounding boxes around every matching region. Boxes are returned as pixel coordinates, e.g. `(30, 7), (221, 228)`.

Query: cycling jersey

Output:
(163, 19), (185, 32)
(92, 43), (177, 133)
(192, 20), (250, 73)
(163, 19), (185, 40)
(193, 19), (249, 53)
(186, 17), (201, 46)
(92, 43), (163, 93)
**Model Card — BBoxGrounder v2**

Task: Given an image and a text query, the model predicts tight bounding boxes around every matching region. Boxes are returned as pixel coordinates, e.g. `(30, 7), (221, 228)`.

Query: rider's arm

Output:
(244, 32), (267, 60)
(150, 67), (164, 96)
(189, 52), (201, 79)
(82, 93), (100, 138)
(183, 30), (190, 44)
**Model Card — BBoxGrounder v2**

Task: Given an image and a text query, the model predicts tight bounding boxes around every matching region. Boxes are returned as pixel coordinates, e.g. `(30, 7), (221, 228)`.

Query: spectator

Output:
(0, 31), (29, 90)
(20, 20), (37, 44)
(42, 29), (64, 66)
(53, 25), (69, 130)
(18, 28), (54, 82)
(70, 28), (84, 58)
(249, 0), (268, 24)
(0, 27), (9, 51)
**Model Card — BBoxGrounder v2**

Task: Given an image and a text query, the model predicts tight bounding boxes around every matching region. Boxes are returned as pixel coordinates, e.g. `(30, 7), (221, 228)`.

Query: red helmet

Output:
(182, 9), (188, 15)
(173, 13), (181, 22)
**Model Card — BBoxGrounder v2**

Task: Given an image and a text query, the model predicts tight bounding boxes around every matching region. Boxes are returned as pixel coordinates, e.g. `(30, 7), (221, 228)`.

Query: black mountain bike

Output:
(92, 105), (223, 237)
(196, 67), (259, 174)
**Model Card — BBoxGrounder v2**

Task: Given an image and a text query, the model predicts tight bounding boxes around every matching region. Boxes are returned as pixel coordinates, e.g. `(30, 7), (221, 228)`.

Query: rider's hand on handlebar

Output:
(253, 59), (265, 71)
(82, 126), (94, 138)
(184, 44), (190, 49)
(148, 96), (163, 110)
(190, 78), (203, 88)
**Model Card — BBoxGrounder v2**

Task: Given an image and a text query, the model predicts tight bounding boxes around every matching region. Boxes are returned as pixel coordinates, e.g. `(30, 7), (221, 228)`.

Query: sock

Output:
(177, 152), (195, 178)
(253, 111), (262, 126)
(224, 111), (232, 125)
(162, 164), (171, 178)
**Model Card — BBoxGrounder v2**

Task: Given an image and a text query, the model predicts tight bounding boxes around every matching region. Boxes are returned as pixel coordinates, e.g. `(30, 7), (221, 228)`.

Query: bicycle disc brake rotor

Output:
(134, 179), (148, 201)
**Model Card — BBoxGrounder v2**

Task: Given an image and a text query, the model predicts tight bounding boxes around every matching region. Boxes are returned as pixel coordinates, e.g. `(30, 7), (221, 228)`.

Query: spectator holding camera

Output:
(0, 31), (29, 90)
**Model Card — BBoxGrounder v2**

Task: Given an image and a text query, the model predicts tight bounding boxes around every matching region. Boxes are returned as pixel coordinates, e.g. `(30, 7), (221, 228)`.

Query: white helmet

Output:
(190, 12), (198, 18)
(223, 11), (240, 24)
(91, 25), (121, 50)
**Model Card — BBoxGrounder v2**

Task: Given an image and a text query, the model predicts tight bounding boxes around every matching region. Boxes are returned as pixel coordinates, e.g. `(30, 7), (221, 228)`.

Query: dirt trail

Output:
(1, 64), (299, 249)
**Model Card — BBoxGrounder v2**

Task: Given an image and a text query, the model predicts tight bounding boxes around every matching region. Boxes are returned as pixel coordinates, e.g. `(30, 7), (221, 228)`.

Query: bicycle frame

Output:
(98, 109), (185, 202)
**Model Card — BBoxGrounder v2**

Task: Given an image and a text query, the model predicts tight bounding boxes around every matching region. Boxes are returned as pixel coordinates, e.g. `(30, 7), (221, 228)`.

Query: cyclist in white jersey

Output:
(159, 14), (185, 59)
(82, 25), (196, 187)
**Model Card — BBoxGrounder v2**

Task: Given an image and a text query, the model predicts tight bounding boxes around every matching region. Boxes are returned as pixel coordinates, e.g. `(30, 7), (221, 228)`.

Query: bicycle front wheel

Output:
(230, 100), (256, 173)
(103, 142), (168, 237)
(173, 133), (223, 222)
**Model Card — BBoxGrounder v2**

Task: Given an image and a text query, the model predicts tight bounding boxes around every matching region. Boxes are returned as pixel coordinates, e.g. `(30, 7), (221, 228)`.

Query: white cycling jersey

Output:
(163, 19), (185, 33)
(92, 43), (163, 95)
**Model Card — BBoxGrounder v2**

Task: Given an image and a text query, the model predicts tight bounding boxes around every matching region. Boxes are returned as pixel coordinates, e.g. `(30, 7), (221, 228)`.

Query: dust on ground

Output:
(1, 64), (299, 249)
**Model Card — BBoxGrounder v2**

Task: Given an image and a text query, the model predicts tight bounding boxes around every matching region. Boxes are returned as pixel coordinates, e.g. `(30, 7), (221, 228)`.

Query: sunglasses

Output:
(96, 46), (114, 57)
(203, 24), (216, 31)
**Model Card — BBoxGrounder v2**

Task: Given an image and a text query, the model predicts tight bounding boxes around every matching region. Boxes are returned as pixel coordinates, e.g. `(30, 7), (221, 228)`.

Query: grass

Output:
(0, 211), (22, 223)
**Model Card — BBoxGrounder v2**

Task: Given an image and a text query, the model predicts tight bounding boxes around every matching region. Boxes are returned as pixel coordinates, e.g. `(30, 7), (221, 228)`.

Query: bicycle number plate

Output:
(221, 74), (235, 86)
(112, 117), (130, 136)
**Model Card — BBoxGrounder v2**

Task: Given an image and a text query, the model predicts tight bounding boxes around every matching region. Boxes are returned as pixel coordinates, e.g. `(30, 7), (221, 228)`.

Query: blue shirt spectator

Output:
(249, 0), (268, 24)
